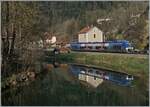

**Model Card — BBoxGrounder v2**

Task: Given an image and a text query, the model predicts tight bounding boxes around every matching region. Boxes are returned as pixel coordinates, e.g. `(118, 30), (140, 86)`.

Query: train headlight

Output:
(126, 47), (133, 50)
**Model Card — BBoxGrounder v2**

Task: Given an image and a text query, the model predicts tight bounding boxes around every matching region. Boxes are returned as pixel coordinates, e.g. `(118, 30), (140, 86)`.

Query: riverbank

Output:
(57, 52), (149, 77)
(2, 51), (149, 106)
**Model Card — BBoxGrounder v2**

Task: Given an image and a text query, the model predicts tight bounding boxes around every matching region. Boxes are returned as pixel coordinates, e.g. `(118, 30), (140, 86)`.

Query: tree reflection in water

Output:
(1, 62), (148, 106)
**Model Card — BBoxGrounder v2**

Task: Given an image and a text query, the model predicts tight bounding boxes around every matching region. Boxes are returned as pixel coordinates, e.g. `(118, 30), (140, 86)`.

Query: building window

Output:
(94, 34), (96, 38)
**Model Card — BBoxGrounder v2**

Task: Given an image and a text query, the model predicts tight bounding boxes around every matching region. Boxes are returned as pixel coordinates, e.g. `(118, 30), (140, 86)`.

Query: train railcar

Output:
(70, 40), (134, 53)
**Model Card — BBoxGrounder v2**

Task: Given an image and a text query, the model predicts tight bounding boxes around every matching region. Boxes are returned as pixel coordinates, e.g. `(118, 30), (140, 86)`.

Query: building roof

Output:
(78, 26), (93, 34)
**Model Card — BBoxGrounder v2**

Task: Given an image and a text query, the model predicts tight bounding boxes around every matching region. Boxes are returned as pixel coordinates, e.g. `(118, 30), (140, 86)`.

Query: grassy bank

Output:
(56, 52), (149, 100)
(57, 52), (149, 77)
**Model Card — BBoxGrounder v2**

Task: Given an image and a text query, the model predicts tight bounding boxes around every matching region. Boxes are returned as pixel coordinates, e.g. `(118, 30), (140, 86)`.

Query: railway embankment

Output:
(57, 52), (149, 77)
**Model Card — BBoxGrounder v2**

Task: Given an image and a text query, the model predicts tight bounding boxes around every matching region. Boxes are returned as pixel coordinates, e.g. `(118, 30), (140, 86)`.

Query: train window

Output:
(88, 46), (93, 49)
(96, 46), (101, 49)
(94, 34), (96, 38)
(113, 45), (121, 50)
(96, 71), (99, 74)
(80, 46), (86, 49)
(104, 46), (107, 49)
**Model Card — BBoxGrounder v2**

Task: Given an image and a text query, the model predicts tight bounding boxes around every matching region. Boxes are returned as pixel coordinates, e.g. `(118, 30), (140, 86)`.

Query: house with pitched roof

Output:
(78, 25), (103, 43)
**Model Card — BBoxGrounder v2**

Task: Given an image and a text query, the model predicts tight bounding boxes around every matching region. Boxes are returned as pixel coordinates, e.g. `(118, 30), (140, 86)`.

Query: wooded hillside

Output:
(1, 1), (149, 58)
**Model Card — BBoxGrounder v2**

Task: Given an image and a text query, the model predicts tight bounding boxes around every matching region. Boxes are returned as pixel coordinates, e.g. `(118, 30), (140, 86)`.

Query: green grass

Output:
(57, 52), (149, 92)
(57, 52), (149, 76)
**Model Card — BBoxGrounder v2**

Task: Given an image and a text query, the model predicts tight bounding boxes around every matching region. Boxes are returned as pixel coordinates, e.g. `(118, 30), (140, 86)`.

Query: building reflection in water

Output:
(79, 71), (103, 88)
(69, 64), (134, 88)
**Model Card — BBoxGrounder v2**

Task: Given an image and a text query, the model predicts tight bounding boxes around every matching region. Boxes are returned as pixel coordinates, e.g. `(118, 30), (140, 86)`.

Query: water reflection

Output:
(79, 73), (103, 88)
(69, 64), (134, 87)
(2, 61), (148, 106)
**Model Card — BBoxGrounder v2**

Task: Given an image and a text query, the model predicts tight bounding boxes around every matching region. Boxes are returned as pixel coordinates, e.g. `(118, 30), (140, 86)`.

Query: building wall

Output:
(78, 27), (103, 43)
(78, 33), (87, 42)
(87, 27), (103, 42)
(78, 73), (103, 87)
(86, 75), (103, 87)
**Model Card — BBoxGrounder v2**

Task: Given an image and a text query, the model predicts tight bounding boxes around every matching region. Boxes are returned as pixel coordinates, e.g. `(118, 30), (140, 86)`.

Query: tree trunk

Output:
(9, 24), (16, 56)
(5, 2), (10, 58)
(9, 3), (17, 57)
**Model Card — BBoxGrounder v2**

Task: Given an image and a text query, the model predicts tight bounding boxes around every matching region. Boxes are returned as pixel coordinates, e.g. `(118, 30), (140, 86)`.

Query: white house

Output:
(78, 26), (103, 43)
(45, 36), (56, 44)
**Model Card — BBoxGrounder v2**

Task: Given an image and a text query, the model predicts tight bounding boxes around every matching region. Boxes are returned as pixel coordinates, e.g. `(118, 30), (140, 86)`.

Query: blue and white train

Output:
(70, 40), (134, 53)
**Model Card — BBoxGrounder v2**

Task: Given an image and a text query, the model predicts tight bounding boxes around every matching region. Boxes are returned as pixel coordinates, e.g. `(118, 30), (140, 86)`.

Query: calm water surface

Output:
(2, 62), (149, 106)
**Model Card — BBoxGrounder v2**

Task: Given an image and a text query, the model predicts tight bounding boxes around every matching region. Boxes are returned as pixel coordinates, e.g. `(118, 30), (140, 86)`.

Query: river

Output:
(1, 59), (149, 106)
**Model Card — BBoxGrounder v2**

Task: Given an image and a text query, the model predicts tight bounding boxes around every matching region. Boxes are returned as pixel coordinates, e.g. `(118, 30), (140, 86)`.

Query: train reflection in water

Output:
(69, 64), (134, 88)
